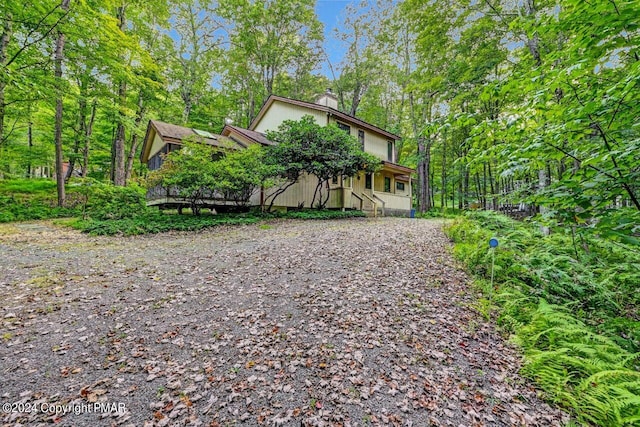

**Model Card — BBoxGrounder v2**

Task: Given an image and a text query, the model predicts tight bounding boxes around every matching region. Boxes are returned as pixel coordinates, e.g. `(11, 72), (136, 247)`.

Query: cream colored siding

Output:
(264, 173), (343, 209)
(395, 180), (410, 197)
(253, 101), (327, 134)
(149, 132), (166, 159)
(249, 97), (411, 214)
(361, 130), (391, 161)
(374, 171), (396, 192)
(374, 192), (411, 210)
(327, 118), (392, 162)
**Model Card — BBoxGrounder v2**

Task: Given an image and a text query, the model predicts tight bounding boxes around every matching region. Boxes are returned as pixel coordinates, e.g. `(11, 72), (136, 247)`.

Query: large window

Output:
(384, 177), (391, 192)
(365, 173), (372, 189)
(337, 122), (351, 134)
(358, 130), (365, 150)
(387, 141), (394, 162)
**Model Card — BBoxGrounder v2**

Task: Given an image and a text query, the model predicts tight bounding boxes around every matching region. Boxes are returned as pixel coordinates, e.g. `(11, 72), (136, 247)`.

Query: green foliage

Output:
(75, 180), (147, 221)
(214, 144), (278, 206)
(0, 179), (57, 194)
(217, 0), (324, 125)
(146, 140), (224, 215)
(446, 211), (640, 425)
(0, 178), (147, 223)
(147, 140), (273, 214)
(73, 209), (366, 236)
(415, 208), (462, 219)
(0, 179), (81, 222)
(278, 209), (366, 220)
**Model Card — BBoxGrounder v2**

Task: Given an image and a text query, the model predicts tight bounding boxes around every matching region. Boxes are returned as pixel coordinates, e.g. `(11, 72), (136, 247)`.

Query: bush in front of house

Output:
(75, 179), (148, 220)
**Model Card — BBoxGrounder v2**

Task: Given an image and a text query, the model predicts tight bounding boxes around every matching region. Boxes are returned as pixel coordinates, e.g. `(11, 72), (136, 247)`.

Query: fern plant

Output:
(445, 211), (640, 426)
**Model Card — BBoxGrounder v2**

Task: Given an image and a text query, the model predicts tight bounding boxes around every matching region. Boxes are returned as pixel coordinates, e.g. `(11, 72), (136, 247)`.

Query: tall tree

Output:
(111, 4), (128, 186)
(171, 0), (220, 124)
(218, 0), (323, 125)
(53, 0), (71, 205)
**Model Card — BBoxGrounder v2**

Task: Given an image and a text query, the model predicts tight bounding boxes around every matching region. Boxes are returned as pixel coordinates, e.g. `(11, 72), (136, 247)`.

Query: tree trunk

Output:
(488, 161), (497, 210)
(482, 162), (488, 209)
(112, 5), (127, 186)
(0, 12), (11, 147)
(27, 120), (33, 177)
(182, 98), (192, 124)
(125, 91), (145, 183)
(538, 168), (550, 234)
(441, 133), (446, 209)
(349, 81), (364, 116)
(463, 167), (470, 209)
(417, 136), (431, 212)
(524, 0), (542, 67)
(54, 0), (71, 207)
(409, 92), (433, 213)
(82, 99), (96, 177)
(67, 97), (86, 181)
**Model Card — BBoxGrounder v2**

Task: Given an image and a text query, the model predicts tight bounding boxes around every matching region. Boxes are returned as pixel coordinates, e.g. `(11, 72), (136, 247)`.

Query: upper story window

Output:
(337, 122), (351, 134)
(387, 141), (394, 162)
(358, 130), (365, 150)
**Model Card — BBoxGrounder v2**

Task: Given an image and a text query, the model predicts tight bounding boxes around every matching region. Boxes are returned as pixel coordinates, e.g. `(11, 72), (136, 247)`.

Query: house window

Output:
(365, 174), (372, 189)
(148, 153), (163, 171)
(387, 141), (394, 162)
(384, 177), (391, 192)
(358, 130), (365, 149)
(337, 122), (351, 134)
(396, 182), (405, 191)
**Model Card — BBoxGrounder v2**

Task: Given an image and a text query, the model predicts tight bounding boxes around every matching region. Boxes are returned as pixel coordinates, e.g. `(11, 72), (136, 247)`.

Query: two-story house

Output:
(140, 92), (414, 216)
(221, 92), (414, 216)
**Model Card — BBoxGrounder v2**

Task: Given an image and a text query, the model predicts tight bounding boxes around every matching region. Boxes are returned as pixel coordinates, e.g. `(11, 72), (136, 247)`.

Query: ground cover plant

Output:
(446, 210), (640, 426)
(0, 179), (81, 222)
(70, 209), (366, 236)
(0, 179), (146, 223)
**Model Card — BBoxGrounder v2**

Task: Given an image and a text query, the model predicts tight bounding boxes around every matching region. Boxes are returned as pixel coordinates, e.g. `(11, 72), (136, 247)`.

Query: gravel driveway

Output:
(0, 218), (566, 426)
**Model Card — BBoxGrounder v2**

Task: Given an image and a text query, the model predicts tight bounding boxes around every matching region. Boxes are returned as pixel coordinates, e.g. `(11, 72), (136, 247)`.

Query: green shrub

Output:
(73, 180), (148, 220)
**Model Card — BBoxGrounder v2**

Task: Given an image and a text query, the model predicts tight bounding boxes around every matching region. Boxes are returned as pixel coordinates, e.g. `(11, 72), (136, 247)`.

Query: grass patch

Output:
(70, 209), (366, 236)
(445, 210), (640, 425)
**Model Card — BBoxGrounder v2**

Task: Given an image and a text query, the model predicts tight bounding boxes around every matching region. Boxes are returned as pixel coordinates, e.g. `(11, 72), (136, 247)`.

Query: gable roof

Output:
(249, 95), (401, 141)
(221, 125), (275, 146)
(140, 120), (238, 162)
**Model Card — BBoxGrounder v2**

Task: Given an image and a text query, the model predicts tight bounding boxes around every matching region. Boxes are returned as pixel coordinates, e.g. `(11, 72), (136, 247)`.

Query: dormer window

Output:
(387, 141), (394, 162)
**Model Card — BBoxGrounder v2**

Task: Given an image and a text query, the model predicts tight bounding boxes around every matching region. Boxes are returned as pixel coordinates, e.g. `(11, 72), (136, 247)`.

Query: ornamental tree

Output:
(265, 115), (380, 209)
